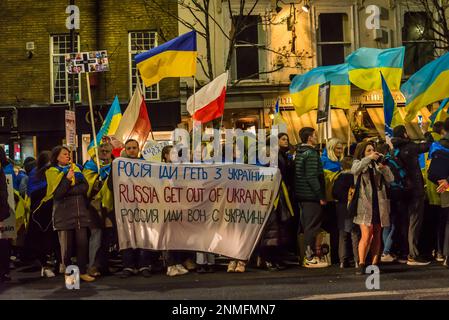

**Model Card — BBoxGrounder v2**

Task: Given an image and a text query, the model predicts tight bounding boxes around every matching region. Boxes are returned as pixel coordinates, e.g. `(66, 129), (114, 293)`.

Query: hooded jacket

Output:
(391, 137), (431, 196)
(294, 144), (325, 202)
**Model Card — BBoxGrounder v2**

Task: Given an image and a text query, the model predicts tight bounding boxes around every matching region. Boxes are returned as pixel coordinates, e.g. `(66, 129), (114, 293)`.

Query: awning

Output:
(281, 109), (355, 145)
(365, 107), (431, 140)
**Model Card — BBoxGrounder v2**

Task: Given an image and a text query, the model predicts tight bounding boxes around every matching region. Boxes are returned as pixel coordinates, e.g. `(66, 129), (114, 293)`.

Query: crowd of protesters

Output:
(1, 118), (449, 284)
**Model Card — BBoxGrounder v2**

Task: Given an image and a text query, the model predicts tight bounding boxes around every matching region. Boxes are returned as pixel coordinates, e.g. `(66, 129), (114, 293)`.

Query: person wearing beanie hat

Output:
(391, 125), (433, 266)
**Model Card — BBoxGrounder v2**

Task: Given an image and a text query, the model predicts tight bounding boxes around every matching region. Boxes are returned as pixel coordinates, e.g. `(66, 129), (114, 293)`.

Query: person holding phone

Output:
(351, 142), (394, 275)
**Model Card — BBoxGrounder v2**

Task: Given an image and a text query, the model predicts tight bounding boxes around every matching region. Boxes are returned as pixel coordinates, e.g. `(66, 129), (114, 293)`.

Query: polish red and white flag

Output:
(112, 83), (151, 156)
(187, 72), (228, 123)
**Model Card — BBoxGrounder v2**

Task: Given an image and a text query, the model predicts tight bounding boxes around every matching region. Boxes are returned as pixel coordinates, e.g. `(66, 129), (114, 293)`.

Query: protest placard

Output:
(112, 158), (281, 260)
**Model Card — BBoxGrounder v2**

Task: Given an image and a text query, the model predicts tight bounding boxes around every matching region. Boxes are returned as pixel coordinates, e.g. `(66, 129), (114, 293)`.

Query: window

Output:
(317, 13), (352, 66)
(233, 15), (267, 80)
(50, 35), (81, 104)
(129, 31), (158, 100)
(402, 12), (435, 75)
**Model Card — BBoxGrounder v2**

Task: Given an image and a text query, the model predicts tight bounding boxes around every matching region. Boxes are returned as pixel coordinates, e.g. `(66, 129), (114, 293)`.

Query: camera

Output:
(375, 154), (384, 164)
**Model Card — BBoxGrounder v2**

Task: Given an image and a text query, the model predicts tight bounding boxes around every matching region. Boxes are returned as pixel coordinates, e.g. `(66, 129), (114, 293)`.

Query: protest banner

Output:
(112, 158), (281, 260)
(0, 174), (17, 240)
(142, 140), (172, 162)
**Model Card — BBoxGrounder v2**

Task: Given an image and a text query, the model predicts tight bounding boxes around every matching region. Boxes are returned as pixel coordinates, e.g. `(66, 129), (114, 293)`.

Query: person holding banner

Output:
(0, 147), (11, 283)
(49, 146), (95, 283)
(161, 145), (189, 277)
(351, 142), (394, 275)
(258, 133), (294, 271)
(109, 139), (157, 278)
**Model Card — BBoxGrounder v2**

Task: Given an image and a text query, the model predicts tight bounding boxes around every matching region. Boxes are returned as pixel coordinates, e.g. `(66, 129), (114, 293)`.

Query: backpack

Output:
(383, 149), (407, 199)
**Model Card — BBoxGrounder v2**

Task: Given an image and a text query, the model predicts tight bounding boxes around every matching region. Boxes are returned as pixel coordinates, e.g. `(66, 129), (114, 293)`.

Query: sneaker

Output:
(303, 256), (328, 268)
(183, 258), (197, 271)
(407, 256), (431, 266)
(339, 261), (350, 269)
(139, 268), (152, 278)
(275, 261), (287, 271)
(265, 261), (279, 272)
(41, 267), (56, 278)
(166, 266), (181, 277)
(381, 254), (396, 263)
(227, 260), (237, 273)
(235, 261), (246, 273)
(175, 264), (189, 275)
(80, 274), (95, 282)
(119, 268), (135, 279)
(87, 266), (101, 277)
(436, 253), (445, 262)
(397, 256), (408, 264)
(196, 265), (208, 274)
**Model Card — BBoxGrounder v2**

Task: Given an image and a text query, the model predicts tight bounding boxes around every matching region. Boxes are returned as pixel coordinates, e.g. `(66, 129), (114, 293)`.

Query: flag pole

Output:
(86, 72), (102, 176)
(347, 111), (351, 156)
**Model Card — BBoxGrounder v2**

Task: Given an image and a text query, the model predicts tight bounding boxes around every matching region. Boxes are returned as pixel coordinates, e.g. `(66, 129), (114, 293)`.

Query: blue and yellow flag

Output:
(429, 98), (449, 128)
(136, 31), (197, 87)
(381, 72), (402, 141)
(88, 95), (122, 158)
(402, 52), (449, 122)
(346, 47), (405, 91)
(289, 63), (350, 116)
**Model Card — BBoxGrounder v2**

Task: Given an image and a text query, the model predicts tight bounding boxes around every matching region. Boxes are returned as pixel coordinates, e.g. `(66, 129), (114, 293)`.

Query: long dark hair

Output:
(0, 146), (8, 168)
(36, 151), (51, 179)
(50, 146), (70, 166)
(353, 141), (375, 160)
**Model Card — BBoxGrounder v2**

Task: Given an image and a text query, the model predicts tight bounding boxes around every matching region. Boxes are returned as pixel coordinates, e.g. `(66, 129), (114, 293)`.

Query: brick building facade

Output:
(0, 0), (180, 162)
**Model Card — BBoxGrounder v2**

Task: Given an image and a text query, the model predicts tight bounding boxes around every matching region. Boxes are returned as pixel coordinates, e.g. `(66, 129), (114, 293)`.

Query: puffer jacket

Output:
(294, 144), (325, 202)
(52, 174), (90, 230)
(391, 137), (431, 196)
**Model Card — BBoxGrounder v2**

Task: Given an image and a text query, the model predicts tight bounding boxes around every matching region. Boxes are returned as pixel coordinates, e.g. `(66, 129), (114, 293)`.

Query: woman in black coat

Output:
(259, 133), (294, 271)
(49, 146), (94, 282)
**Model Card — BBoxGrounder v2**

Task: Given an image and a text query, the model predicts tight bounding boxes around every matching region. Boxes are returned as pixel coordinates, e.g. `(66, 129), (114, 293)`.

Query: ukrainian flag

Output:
(346, 47), (405, 91)
(88, 95), (122, 158)
(429, 98), (449, 127)
(381, 71), (402, 141)
(136, 31), (197, 87)
(403, 52), (449, 122)
(289, 63), (350, 116)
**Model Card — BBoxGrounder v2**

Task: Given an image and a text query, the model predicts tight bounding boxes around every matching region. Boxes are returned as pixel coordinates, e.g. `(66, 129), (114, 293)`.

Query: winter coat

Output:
(391, 137), (431, 196)
(0, 168), (10, 222)
(351, 157), (394, 227)
(294, 144), (325, 202)
(52, 173), (90, 231)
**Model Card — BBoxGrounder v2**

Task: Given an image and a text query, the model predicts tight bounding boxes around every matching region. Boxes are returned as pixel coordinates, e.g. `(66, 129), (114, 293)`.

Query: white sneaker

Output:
(436, 254), (445, 262)
(41, 267), (56, 278)
(303, 256), (329, 268)
(175, 264), (189, 275)
(381, 254), (396, 263)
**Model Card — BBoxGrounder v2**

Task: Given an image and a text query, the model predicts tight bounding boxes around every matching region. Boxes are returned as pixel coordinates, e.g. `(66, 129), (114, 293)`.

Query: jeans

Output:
(122, 248), (155, 271)
(382, 223), (395, 255)
(196, 252), (215, 265)
(338, 229), (359, 263)
(88, 228), (102, 268)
